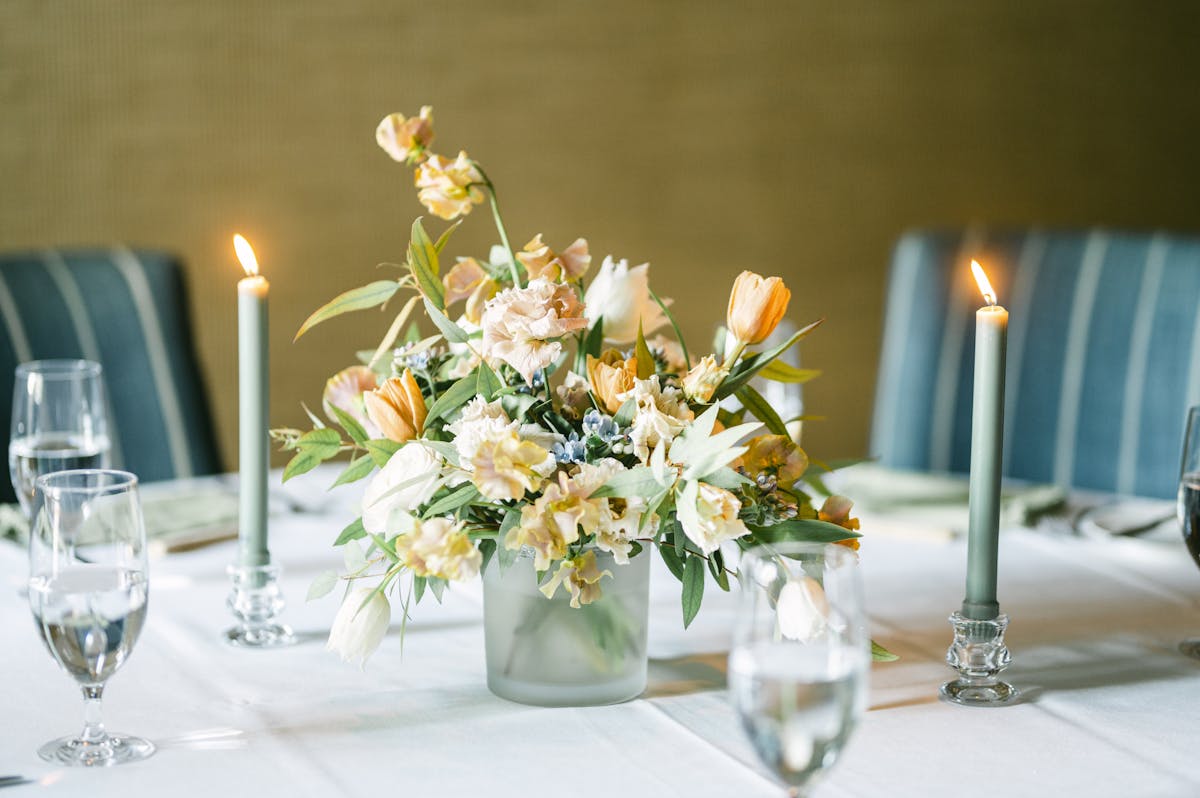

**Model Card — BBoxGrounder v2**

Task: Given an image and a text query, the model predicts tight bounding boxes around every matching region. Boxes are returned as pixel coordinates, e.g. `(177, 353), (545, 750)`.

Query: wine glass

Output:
(1178, 405), (1200, 658)
(729, 542), (869, 797)
(9, 360), (112, 519)
(28, 469), (154, 766)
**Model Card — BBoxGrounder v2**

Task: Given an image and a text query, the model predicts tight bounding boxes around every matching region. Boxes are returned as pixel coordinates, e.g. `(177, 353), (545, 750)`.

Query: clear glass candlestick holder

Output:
(940, 611), (1018, 706)
(224, 563), (296, 647)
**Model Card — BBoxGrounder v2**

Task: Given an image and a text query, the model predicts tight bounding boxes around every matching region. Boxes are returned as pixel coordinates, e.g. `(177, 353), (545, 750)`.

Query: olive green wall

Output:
(3, 1), (1198, 468)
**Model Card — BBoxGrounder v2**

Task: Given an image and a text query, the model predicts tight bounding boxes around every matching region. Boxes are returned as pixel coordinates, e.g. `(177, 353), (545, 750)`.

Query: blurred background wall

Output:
(2, 0), (1198, 468)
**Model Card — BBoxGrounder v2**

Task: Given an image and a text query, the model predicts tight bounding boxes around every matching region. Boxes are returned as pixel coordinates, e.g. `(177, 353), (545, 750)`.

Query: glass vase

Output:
(482, 547), (650, 706)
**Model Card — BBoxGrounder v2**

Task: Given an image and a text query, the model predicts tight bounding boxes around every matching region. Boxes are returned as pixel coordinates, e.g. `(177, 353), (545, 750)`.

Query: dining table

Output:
(3, 464), (1200, 797)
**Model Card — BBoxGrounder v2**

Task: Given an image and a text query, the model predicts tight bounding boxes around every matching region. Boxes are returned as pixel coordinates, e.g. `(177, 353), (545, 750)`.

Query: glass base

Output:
(487, 667), (646, 707)
(940, 678), (1019, 706)
(1180, 639), (1200, 659)
(224, 622), (296, 648)
(38, 733), (155, 767)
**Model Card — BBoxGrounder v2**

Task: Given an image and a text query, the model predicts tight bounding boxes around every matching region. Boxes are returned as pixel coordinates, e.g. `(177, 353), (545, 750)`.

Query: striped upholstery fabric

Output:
(0, 248), (221, 501)
(871, 229), (1200, 499)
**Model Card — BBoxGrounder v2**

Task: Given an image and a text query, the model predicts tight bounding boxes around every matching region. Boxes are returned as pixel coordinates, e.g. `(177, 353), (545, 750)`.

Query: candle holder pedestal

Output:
(940, 611), (1018, 706)
(224, 563), (296, 648)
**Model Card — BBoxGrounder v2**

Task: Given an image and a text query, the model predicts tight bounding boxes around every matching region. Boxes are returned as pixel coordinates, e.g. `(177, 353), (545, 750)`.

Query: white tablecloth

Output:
(4, 469), (1200, 797)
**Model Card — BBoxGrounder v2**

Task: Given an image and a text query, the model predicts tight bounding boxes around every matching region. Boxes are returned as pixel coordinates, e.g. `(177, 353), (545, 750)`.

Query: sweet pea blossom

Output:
(326, 587), (391, 667)
(414, 151), (485, 220)
(516, 234), (591, 282)
(393, 516), (481, 582)
(361, 444), (443, 534)
(375, 107), (435, 164)
(539, 550), (612, 608)
(481, 278), (588, 384)
(583, 256), (671, 345)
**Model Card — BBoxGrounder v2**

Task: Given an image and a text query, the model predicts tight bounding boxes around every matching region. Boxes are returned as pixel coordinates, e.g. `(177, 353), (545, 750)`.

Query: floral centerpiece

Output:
(278, 107), (884, 704)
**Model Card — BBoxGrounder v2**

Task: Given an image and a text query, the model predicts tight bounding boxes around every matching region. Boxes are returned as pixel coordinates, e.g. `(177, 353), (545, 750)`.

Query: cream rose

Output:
(361, 444), (443, 534)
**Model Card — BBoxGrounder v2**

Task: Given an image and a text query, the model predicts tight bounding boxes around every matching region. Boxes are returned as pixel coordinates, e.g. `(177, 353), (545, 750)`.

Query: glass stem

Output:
(80, 684), (106, 743)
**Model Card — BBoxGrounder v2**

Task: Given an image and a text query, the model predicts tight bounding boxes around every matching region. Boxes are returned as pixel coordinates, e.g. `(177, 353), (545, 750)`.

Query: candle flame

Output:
(970, 259), (996, 306)
(233, 234), (259, 277)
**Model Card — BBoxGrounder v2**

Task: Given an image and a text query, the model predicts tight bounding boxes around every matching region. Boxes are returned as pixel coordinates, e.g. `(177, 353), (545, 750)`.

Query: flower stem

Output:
(472, 164), (521, 288)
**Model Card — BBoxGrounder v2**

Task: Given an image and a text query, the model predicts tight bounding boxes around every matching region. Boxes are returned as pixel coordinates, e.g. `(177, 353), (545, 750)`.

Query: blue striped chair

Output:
(871, 229), (1200, 499)
(0, 248), (221, 502)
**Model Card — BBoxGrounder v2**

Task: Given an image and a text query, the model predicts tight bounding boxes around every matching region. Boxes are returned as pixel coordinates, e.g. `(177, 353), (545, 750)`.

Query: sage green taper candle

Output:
(962, 260), (1007, 621)
(235, 234), (270, 568)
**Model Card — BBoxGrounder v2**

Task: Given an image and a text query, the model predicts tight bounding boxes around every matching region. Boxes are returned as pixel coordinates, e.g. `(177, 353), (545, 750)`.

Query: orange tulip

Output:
(726, 270), (791, 346)
(586, 350), (638, 414)
(363, 369), (427, 442)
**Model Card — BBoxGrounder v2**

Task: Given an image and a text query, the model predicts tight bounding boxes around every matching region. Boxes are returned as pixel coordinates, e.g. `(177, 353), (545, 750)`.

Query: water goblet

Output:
(9, 360), (112, 519)
(28, 469), (154, 766)
(729, 542), (869, 797)
(1178, 405), (1200, 658)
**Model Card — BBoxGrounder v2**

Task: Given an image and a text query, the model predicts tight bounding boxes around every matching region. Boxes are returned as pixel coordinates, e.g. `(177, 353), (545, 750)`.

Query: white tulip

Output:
(776, 578), (830, 642)
(583, 256), (670, 345)
(326, 587), (391, 667)
(361, 444), (442, 534)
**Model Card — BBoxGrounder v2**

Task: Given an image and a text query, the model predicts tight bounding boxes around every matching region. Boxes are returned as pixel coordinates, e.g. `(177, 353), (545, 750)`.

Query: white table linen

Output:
(3, 468), (1200, 797)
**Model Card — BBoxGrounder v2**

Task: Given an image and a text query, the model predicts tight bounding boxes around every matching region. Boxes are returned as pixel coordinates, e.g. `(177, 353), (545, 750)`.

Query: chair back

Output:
(0, 248), (221, 501)
(871, 228), (1200, 499)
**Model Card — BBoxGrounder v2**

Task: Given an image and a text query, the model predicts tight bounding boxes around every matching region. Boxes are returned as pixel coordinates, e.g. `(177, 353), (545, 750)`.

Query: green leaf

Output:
(476, 359), (503, 400)
(707, 549), (731, 591)
(413, 574), (427, 603)
(425, 373), (479, 424)
(295, 280), (401, 340)
(433, 219), (463, 254)
(331, 454), (377, 487)
(306, 570), (339, 601)
(681, 556), (705, 628)
(365, 438), (402, 467)
(428, 577), (446, 603)
(328, 405), (368, 446)
(478, 538), (497, 573)
(424, 298), (470, 343)
(736, 384), (789, 437)
(367, 294), (422, 370)
(649, 288), (689, 368)
(747, 519), (861, 543)
(343, 540), (368, 572)
(584, 317), (605, 359)
(659, 540), (684, 580)
(702, 467), (752, 491)
(590, 466), (664, 499)
(422, 484), (480, 518)
(714, 318), (823, 399)
(872, 640), (900, 662)
(283, 449), (324, 482)
(757, 360), (821, 384)
(297, 427), (343, 456)
(334, 517), (367, 546)
(409, 218), (445, 309)
(418, 439), (461, 466)
(635, 320), (654, 380)
(613, 398), (637, 428)
(497, 510), (521, 573)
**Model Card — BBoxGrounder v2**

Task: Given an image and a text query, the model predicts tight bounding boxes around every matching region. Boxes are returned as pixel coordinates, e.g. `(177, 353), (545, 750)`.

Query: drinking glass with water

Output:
(28, 469), (154, 766)
(729, 542), (869, 797)
(9, 360), (112, 518)
(1178, 406), (1200, 658)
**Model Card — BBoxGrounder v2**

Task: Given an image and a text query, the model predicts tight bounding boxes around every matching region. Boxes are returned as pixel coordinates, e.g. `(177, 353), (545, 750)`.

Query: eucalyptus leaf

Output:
(872, 640), (900, 662)
(328, 405), (368, 446)
(334, 517), (367, 546)
(681, 556), (705, 628)
(294, 280), (401, 341)
(714, 318), (823, 399)
(702, 467), (752, 490)
(424, 298), (470, 344)
(590, 466), (664, 499)
(428, 577), (446, 603)
(306, 570), (339, 601)
(413, 574), (427, 603)
(659, 539), (684, 580)
(282, 449), (324, 482)
(426, 373), (478, 424)
(331, 454), (377, 487)
(365, 438), (402, 467)
(422, 483), (480, 518)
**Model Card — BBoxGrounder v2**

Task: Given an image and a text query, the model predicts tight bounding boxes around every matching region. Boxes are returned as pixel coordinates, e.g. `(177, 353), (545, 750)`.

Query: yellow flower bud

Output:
(363, 369), (427, 443)
(586, 350), (638, 414)
(726, 270), (791, 346)
(680, 355), (729, 403)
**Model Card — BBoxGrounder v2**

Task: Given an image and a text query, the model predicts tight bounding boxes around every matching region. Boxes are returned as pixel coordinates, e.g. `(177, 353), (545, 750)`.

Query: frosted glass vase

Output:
(483, 548), (650, 706)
